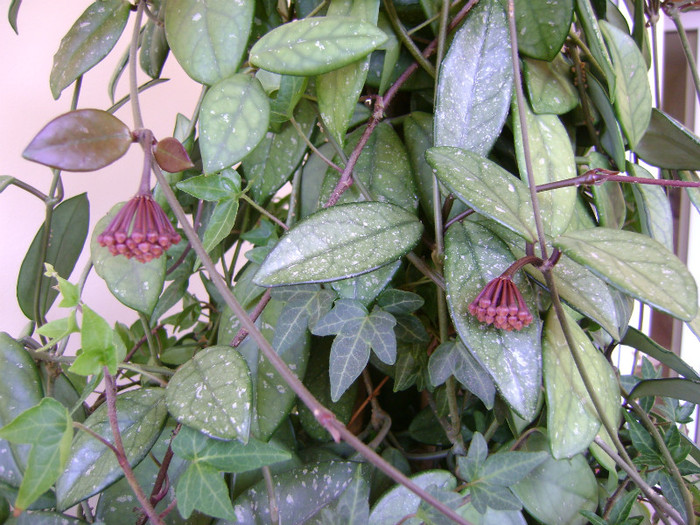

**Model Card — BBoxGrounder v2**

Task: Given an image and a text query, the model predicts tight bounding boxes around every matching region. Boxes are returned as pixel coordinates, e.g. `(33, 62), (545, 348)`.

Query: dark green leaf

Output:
(139, 0), (169, 78)
(320, 467), (370, 524)
(458, 432), (488, 482)
(514, 0), (573, 60)
(50, 0), (131, 98)
(249, 16), (388, 76)
(434, 0), (512, 156)
(166, 346), (252, 441)
(377, 289), (424, 315)
(199, 74), (270, 174)
(17, 193), (89, 321)
(403, 112), (436, 218)
(543, 309), (619, 459)
(588, 76), (626, 170)
(268, 74), (308, 124)
(330, 261), (401, 306)
(427, 147), (537, 243)
(481, 451), (549, 487)
(8, 0), (21, 33)
(176, 462), (235, 520)
(622, 327), (700, 381)
(522, 56), (578, 115)
(600, 21), (651, 149)
(445, 221), (541, 419)
(629, 378), (700, 404)
(90, 203), (165, 315)
(635, 108), (700, 170)
(253, 202), (422, 286)
(554, 227), (698, 320)
(56, 389), (167, 510)
(628, 163), (673, 251)
(574, 0), (616, 97)
(3, 512), (86, 525)
(164, 0), (254, 85)
(176, 169), (241, 202)
(657, 472), (686, 523)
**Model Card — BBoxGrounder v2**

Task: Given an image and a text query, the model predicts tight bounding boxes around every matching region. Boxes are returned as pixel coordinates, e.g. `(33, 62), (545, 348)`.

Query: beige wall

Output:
(1, 3), (202, 337)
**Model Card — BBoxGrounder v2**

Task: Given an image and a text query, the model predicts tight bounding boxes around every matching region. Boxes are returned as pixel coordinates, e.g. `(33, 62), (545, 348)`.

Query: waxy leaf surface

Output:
(434, 0), (512, 156)
(514, 0), (573, 60)
(249, 16), (388, 76)
(635, 109), (700, 170)
(522, 56), (578, 115)
(253, 202), (422, 286)
(165, 0), (253, 85)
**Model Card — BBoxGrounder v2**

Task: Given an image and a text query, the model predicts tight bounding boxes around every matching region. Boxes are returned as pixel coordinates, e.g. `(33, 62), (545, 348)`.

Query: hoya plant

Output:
(4, 0), (700, 523)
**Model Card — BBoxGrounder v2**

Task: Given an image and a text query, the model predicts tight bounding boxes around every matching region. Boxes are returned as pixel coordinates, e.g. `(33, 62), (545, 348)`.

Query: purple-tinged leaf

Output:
(154, 137), (194, 173)
(23, 109), (132, 172)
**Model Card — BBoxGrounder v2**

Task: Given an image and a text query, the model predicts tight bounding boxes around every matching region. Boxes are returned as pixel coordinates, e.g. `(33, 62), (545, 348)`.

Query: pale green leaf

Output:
(574, 0), (616, 98)
(200, 198), (239, 254)
(636, 109), (700, 170)
(176, 462), (235, 520)
(628, 163), (673, 251)
(176, 169), (241, 201)
(522, 56), (578, 115)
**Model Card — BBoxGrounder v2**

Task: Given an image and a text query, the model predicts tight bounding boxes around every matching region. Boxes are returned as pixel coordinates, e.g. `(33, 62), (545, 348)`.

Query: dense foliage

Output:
(4, 0), (700, 523)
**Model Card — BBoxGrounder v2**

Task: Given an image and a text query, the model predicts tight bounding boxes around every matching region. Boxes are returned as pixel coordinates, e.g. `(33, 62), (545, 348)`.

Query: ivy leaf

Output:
(269, 285), (336, 341)
(172, 424), (291, 472)
(543, 309), (620, 459)
(635, 109), (700, 170)
(434, 0), (512, 156)
(166, 346), (252, 441)
(199, 74), (270, 174)
(377, 289), (424, 315)
(56, 389), (167, 510)
(90, 204), (165, 315)
(320, 468), (370, 524)
(444, 221), (542, 420)
(331, 261), (401, 306)
(600, 21), (652, 149)
(69, 305), (125, 376)
(176, 462), (235, 520)
(313, 300), (397, 401)
(554, 227), (698, 321)
(253, 202), (422, 287)
(0, 398), (72, 513)
(513, 0), (573, 60)
(17, 194), (89, 321)
(165, 0), (253, 85)
(176, 169), (242, 202)
(426, 147), (537, 243)
(249, 16), (388, 76)
(457, 432), (488, 482)
(50, 0), (131, 99)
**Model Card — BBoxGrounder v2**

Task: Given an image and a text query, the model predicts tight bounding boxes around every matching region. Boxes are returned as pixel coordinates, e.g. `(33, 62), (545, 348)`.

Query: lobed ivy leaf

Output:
(91, 203), (166, 315)
(176, 462), (235, 521)
(177, 169), (242, 202)
(457, 432), (488, 483)
(600, 21), (651, 149)
(426, 147), (537, 243)
(253, 202), (422, 287)
(376, 289), (424, 315)
(17, 194), (89, 321)
(56, 389), (167, 510)
(0, 398), (72, 513)
(330, 261), (401, 306)
(434, 0), (512, 156)
(249, 16), (388, 76)
(513, 0), (573, 61)
(635, 108), (700, 170)
(166, 346), (252, 441)
(269, 285), (336, 343)
(164, 0), (254, 85)
(199, 74), (270, 174)
(444, 221), (541, 420)
(49, 0), (131, 99)
(554, 227), (698, 321)
(69, 305), (126, 376)
(543, 309), (619, 459)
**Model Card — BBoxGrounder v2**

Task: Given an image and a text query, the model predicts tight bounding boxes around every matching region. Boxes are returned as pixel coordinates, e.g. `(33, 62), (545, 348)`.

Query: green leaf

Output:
(268, 74), (308, 124)
(622, 327), (700, 381)
(469, 484), (522, 514)
(635, 108), (700, 170)
(17, 193), (89, 321)
(331, 261), (401, 306)
(587, 75), (626, 170)
(403, 112), (437, 219)
(313, 300), (397, 400)
(8, 0), (21, 33)
(56, 389), (167, 510)
(22, 109), (132, 172)
(574, 0), (616, 98)
(458, 432), (488, 482)
(320, 467), (370, 524)
(522, 56), (578, 115)
(199, 74), (270, 174)
(247, 99), (316, 202)
(657, 472), (686, 523)
(512, 100), (576, 236)
(514, 0), (573, 60)
(90, 203), (165, 315)
(226, 461), (358, 524)
(70, 305), (124, 376)
(200, 198), (239, 254)
(480, 451), (549, 487)
(253, 201), (422, 286)
(629, 378), (700, 404)
(165, 345), (252, 441)
(43, 263), (79, 308)
(554, 227), (698, 321)
(377, 289), (424, 315)
(600, 21), (651, 149)
(249, 16), (388, 76)
(368, 470), (456, 524)
(165, 0), (254, 85)
(50, 0), (131, 98)
(176, 462), (235, 520)
(172, 424), (291, 472)
(0, 398), (72, 512)
(434, 0), (512, 156)
(511, 433), (597, 525)
(628, 163), (673, 251)
(176, 169), (242, 201)
(139, 0), (168, 79)
(426, 147), (537, 243)
(543, 309), (619, 459)
(444, 222), (541, 419)
(269, 285), (336, 341)
(2, 512), (86, 525)
(36, 314), (79, 347)
(317, 0), (380, 146)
